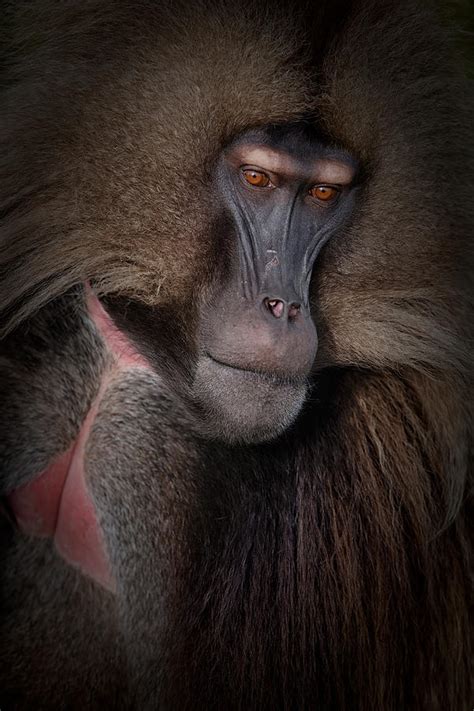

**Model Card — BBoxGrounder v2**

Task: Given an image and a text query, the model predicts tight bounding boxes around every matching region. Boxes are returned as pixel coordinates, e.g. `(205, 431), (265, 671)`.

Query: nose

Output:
(263, 297), (301, 321)
(230, 293), (315, 376)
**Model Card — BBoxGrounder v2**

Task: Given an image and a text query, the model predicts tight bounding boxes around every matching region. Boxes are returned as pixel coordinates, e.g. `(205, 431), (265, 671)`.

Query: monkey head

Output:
(100, 124), (358, 443)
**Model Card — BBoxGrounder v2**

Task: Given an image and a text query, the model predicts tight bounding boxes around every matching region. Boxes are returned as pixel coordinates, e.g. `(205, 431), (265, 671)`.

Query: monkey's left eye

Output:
(241, 169), (273, 189)
(309, 185), (340, 202)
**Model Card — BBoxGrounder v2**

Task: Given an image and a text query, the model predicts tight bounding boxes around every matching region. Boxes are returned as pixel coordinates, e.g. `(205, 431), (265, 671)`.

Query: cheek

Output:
(94, 180), (218, 306)
(145, 232), (215, 304)
(309, 246), (376, 367)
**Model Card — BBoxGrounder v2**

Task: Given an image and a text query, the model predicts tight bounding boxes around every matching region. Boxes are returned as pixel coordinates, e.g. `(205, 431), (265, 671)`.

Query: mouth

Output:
(205, 352), (307, 388)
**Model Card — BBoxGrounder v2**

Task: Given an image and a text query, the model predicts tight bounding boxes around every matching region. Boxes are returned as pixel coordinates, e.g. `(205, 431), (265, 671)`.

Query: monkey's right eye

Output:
(241, 168), (273, 189)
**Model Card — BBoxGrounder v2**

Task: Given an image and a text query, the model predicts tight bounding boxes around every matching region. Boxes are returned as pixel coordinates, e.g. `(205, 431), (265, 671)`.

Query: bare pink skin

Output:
(8, 287), (150, 592)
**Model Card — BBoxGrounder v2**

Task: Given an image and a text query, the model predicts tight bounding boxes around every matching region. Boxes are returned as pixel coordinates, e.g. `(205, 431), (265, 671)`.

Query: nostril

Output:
(288, 302), (301, 319)
(263, 298), (302, 320)
(265, 298), (285, 319)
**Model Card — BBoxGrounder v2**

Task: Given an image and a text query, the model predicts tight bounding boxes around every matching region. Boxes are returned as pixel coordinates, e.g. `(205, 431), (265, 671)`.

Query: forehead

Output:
(226, 124), (358, 181)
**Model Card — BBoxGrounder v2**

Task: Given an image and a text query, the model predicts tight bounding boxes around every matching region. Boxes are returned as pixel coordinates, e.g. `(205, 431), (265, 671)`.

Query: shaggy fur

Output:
(0, 0), (472, 709)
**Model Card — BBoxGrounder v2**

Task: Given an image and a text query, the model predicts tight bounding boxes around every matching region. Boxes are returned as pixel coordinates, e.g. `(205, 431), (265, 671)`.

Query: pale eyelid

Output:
(313, 160), (355, 185)
(233, 145), (355, 186)
(238, 147), (290, 176)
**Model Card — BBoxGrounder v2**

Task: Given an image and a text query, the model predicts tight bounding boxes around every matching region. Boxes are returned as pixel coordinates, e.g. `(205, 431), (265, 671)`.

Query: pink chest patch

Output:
(7, 287), (150, 592)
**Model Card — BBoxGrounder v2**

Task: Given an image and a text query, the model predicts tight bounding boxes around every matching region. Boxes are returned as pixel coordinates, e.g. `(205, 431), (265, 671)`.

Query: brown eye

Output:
(309, 185), (339, 202)
(242, 169), (272, 188)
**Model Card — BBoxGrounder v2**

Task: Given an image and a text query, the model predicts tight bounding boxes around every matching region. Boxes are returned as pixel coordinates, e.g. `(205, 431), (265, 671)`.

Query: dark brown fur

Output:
(0, 1), (472, 709)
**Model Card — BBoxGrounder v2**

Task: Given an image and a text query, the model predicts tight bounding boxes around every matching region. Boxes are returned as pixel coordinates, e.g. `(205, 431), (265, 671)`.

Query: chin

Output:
(192, 355), (308, 444)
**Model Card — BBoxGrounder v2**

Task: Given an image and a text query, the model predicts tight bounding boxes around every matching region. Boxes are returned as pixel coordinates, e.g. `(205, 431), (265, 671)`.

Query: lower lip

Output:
(205, 353), (306, 387)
